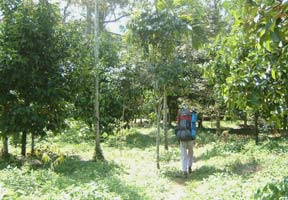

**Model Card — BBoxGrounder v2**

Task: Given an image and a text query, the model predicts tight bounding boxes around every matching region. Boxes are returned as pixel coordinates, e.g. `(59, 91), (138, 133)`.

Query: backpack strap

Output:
(177, 115), (191, 121)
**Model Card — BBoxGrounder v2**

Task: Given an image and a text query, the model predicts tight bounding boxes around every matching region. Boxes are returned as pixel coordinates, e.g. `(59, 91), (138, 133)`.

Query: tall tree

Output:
(92, 0), (104, 160)
(205, 0), (288, 143)
(127, 0), (206, 167)
(0, 0), (73, 156)
(59, 0), (139, 159)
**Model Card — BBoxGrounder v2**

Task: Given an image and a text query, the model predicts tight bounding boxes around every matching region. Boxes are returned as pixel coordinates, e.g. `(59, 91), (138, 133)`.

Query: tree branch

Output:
(62, 0), (71, 23)
(103, 13), (130, 24)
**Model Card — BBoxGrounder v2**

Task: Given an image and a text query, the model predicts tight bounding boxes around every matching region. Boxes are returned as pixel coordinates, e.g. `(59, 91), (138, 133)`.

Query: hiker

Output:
(175, 106), (196, 178)
(180, 138), (193, 177)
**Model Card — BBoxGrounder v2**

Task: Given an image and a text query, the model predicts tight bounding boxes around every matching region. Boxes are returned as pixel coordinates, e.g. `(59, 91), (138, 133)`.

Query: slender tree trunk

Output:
(1, 135), (9, 158)
(243, 112), (248, 128)
(216, 108), (221, 135)
(155, 0), (160, 169)
(21, 131), (27, 156)
(93, 0), (104, 160)
(198, 113), (203, 129)
(283, 114), (287, 133)
(254, 112), (259, 145)
(62, 0), (71, 23)
(86, 1), (94, 136)
(86, 1), (93, 35)
(122, 100), (126, 128)
(93, 76), (104, 160)
(163, 86), (168, 150)
(31, 132), (35, 156)
(156, 100), (161, 169)
(122, 100), (130, 129)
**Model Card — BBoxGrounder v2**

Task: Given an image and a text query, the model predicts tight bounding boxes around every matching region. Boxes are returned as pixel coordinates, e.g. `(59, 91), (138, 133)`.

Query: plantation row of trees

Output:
(0, 0), (144, 159)
(1, 0), (287, 159)
(205, 0), (288, 144)
(0, 0), (212, 160)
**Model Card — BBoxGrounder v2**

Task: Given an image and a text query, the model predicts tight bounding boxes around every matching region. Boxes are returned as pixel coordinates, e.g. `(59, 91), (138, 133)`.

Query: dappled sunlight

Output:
(1, 0), (288, 199)
(226, 157), (261, 177)
(1, 126), (288, 199)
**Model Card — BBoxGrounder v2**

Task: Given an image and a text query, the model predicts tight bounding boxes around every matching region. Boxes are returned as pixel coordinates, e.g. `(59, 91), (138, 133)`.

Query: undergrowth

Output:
(1, 122), (288, 200)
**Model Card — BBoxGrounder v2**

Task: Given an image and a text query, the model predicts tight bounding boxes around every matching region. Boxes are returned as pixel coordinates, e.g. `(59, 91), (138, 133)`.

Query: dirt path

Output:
(75, 128), (193, 200)
(165, 178), (188, 200)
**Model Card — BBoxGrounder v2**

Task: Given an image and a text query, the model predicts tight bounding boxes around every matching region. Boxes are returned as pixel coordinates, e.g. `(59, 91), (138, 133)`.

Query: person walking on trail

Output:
(180, 139), (193, 178)
(175, 106), (196, 178)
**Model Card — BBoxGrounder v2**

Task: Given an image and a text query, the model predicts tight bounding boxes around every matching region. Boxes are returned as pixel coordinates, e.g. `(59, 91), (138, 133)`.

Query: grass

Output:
(1, 122), (288, 199)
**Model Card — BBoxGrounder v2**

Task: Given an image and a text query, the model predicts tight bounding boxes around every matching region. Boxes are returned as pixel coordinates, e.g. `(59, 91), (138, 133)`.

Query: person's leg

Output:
(187, 140), (194, 173)
(180, 141), (188, 175)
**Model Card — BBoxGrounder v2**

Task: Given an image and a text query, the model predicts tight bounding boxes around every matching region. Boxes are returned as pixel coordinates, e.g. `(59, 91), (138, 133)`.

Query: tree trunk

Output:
(254, 112), (259, 145)
(216, 108), (221, 135)
(244, 112), (248, 128)
(163, 86), (168, 150)
(156, 100), (161, 169)
(283, 114), (287, 133)
(1, 135), (9, 158)
(21, 131), (27, 156)
(86, 1), (93, 35)
(62, 0), (71, 23)
(93, 76), (104, 160)
(122, 100), (125, 128)
(93, 0), (104, 161)
(31, 132), (35, 156)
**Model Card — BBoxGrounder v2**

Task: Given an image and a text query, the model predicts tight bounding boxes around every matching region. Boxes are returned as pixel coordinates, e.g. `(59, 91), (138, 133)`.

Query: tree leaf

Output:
(270, 31), (280, 43)
(271, 69), (276, 80)
(264, 40), (272, 52)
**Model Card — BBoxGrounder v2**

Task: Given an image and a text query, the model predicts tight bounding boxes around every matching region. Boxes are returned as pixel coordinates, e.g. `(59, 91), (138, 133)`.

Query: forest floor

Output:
(1, 121), (288, 199)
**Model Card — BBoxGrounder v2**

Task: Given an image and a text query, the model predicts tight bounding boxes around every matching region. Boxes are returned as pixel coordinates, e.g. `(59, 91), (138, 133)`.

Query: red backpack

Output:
(176, 108), (194, 141)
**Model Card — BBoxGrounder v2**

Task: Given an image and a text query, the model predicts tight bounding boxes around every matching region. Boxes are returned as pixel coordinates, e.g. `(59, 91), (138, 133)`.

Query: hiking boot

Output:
(183, 171), (188, 178)
(188, 167), (192, 174)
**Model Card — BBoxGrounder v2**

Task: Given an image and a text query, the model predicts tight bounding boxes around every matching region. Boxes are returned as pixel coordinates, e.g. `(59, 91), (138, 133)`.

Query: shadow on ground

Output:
(194, 146), (229, 162)
(161, 165), (224, 184)
(53, 155), (148, 199)
(0, 154), (148, 200)
(0, 154), (23, 170)
(125, 130), (156, 149)
(190, 165), (225, 181)
(123, 128), (179, 149)
(226, 158), (261, 177)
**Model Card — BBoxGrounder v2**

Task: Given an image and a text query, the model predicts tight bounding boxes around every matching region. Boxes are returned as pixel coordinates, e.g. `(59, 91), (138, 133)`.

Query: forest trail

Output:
(108, 128), (193, 200)
(72, 127), (209, 200)
(2, 126), (288, 200)
(165, 177), (188, 200)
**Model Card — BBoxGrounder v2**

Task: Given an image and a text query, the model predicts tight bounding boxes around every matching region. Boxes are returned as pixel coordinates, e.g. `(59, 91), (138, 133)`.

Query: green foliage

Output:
(195, 128), (217, 146)
(128, 9), (177, 97)
(105, 128), (131, 149)
(184, 136), (288, 200)
(69, 27), (141, 133)
(255, 177), (288, 200)
(106, 128), (155, 149)
(259, 138), (288, 153)
(56, 119), (94, 144)
(0, 163), (129, 200)
(159, 148), (179, 162)
(0, 142), (152, 200)
(1, 125), (288, 199)
(1, 0), (288, 197)
(204, 0), (288, 129)
(0, 0), (73, 140)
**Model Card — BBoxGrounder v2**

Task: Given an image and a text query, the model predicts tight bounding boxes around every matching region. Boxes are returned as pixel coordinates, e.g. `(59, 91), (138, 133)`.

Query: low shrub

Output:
(255, 177), (288, 199)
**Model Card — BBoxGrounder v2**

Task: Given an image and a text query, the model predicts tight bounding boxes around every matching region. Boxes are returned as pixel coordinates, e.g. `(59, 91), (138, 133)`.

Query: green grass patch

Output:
(1, 124), (288, 200)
